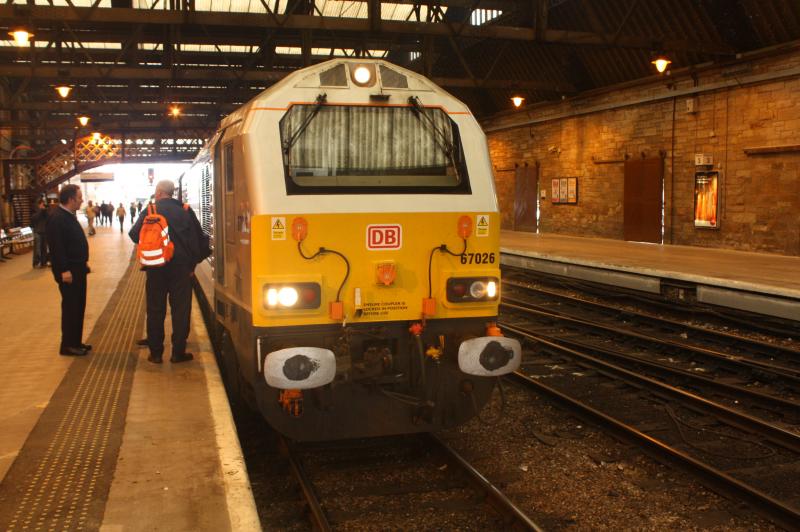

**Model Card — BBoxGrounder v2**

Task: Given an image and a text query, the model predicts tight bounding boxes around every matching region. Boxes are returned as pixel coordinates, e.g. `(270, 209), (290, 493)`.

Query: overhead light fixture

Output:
(169, 105), (181, 118)
(651, 54), (672, 74)
(55, 85), (72, 98)
(511, 96), (525, 108)
(9, 29), (33, 47)
(77, 115), (90, 127)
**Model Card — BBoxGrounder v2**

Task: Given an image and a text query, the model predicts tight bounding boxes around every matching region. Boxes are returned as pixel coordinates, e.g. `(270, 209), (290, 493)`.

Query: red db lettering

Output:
(367, 225), (402, 250)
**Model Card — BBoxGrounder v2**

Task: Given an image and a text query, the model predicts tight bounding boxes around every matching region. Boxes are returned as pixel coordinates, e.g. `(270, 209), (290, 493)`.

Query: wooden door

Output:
(513, 162), (539, 232)
(624, 158), (663, 243)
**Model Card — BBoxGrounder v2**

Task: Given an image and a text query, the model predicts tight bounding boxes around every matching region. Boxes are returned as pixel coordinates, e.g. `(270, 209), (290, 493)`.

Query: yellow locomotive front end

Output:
(250, 210), (520, 440)
(196, 59), (519, 440)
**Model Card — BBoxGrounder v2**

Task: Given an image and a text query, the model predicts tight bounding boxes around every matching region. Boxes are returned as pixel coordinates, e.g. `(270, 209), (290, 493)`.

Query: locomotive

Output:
(182, 59), (520, 441)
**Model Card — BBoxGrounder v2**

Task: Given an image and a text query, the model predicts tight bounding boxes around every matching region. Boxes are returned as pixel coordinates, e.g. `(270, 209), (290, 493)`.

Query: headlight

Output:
(447, 277), (499, 303)
(469, 281), (487, 299)
(350, 64), (376, 87)
(353, 66), (371, 84)
(278, 287), (298, 307)
(486, 281), (497, 298)
(263, 283), (321, 309)
(266, 288), (279, 307)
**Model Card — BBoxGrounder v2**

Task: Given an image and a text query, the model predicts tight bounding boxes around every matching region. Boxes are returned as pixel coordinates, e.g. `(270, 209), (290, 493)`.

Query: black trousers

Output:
(146, 263), (192, 357)
(33, 232), (48, 267)
(58, 271), (87, 349)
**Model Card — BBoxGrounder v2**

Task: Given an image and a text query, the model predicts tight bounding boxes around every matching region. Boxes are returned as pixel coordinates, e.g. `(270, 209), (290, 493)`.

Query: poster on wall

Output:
(567, 177), (577, 203)
(551, 177), (579, 204)
(551, 178), (560, 203)
(559, 178), (568, 202)
(694, 171), (719, 228)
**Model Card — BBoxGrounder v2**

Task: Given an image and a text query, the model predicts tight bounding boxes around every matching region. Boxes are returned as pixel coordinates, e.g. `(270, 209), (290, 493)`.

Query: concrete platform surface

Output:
(0, 222), (259, 531)
(501, 231), (800, 301)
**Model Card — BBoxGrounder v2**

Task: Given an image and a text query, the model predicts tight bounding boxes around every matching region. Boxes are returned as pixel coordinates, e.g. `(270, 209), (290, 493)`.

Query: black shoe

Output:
(136, 338), (149, 346)
(81, 343), (92, 351)
(170, 353), (194, 363)
(147, 354), (163, 364)
(60, 346), (88, 356)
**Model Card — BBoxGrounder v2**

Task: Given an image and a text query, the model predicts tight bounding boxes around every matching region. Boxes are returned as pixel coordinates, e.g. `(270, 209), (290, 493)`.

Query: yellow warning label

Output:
(476, 214), (490, 237)
(271, 217), (286, 240)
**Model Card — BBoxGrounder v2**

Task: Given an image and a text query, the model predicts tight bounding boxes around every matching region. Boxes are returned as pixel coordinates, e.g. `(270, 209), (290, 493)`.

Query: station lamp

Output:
(169, 105), (181, 118)
(77, 115), (90, 127)
(9, 28), (33, 47)
(55, 85), (73, 98)
(651, 54), (672, 74)
(511, 96), (525, 108)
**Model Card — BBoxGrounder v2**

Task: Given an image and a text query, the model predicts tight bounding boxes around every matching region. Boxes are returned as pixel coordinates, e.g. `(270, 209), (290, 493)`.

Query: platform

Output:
(500, 231), (800, 321)
(0, 221), (260, 531)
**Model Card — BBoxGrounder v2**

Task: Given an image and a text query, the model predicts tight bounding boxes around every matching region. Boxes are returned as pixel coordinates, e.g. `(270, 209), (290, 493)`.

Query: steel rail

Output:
(280, 437), (332, 532)
(508, 320), (800, 413)
(503, 278), (800, 363)
(500, 323), (800, 454)
(502, 297), (800, 383)
(425, 434), (543, 531)
(505, 372), (800, 531)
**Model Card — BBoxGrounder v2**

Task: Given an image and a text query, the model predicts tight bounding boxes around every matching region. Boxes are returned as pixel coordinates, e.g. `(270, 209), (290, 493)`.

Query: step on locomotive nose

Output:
(264, 347), (336, 389)
(457, 336), (521, 377)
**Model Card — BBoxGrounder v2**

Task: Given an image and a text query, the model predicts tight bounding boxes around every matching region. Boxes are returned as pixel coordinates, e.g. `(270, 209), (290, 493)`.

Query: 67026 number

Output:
(460, 252), (496, 265)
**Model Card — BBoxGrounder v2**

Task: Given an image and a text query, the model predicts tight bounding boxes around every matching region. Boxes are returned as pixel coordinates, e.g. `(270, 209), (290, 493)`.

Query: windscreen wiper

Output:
(407, 96), (460, 180)
(282, 93), (327, 155)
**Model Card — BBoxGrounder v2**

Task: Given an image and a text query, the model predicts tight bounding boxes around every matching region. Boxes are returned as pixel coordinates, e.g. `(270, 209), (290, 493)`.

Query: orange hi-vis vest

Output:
(137, 203), (188, 267)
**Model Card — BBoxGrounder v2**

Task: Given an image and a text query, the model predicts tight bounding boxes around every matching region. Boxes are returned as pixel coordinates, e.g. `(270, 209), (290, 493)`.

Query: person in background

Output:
(46, 184), (92, 357)
(85, 200), (96, 236)
(93, 203), (101, 226)
(104, 202), (114, 226)
(116, 203), (126, 233)
(137, 200), (143, 215)
(99, 201), (108, 226)
(30, 199), (49, 268)
(129, 202), (137, 224)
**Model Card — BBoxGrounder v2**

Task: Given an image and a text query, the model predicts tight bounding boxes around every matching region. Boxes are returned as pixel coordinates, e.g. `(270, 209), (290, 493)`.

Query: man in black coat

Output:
(46, 184), (92, 357)
(129, 179), (207, 364)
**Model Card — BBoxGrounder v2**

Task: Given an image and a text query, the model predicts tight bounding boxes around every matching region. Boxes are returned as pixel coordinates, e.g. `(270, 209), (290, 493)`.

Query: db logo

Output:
(366, 224), (402, 250)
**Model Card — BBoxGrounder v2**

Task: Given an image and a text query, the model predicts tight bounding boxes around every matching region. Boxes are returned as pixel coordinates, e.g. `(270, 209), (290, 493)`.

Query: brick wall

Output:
(483, 49), (800, 256)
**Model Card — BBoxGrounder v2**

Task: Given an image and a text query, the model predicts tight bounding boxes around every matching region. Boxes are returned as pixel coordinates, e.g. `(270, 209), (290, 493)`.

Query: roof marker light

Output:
(353, 66), (371, 85)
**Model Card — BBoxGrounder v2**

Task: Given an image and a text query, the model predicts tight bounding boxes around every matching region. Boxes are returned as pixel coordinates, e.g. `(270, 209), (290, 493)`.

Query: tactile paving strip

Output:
(0, 259), (145, 531)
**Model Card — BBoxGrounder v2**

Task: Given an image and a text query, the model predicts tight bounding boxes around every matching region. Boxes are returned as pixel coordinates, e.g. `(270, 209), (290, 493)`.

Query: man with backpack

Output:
(129, 180), (210, 364)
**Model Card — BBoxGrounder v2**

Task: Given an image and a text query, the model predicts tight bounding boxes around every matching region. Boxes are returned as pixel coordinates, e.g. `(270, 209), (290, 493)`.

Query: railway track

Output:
(502, 327), (800, 529)
(500, 288), (800, 431)
(502, 277), (800, 371)
(281, 433), (542, 531)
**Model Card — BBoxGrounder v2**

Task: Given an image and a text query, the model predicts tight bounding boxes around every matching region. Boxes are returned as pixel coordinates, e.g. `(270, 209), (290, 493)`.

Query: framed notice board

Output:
(551, 177), (578, 204)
